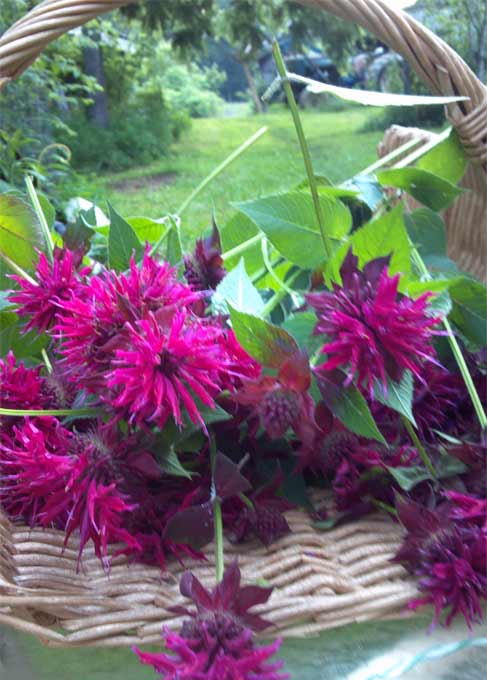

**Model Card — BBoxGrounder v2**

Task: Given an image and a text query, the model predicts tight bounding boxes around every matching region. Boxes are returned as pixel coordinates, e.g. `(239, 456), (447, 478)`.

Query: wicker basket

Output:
(0, 0), (485, 648)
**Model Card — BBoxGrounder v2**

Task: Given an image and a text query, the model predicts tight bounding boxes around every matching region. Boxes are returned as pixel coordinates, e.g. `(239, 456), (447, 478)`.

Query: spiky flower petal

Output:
(134, 562), (288, 679)
(307, 250), (441, 397)
(394, 496), (487, 628)
(9, 247), (89, 332)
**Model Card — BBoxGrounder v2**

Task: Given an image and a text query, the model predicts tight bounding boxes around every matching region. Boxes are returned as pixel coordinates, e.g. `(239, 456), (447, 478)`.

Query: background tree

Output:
(418, 0), (487, 81)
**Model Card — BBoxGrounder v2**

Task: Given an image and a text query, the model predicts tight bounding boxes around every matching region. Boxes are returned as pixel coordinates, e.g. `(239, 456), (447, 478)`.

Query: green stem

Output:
(210, 436), (224, 583)
(359, 137), (424, 176)
(0, 407), (100, 417)
(213, 500), (224, 583)
(410, 248), (487, 429)
(358, 127), (451, 177)
(370, 498), (398, 517)
(394, 127), (451, 169)
(272, 40), (332, 259)
(238, 492), (255, 511)
(0, 251), (36, 285)
(177, 126), (268, 217)
(261, 269), (301, 317)
(41, 349), (52, 374)
(221, 233), (263, 262)
(25, 176), (54, 263)
(261, 237), (296, 296)
(250, 256), (285, 285)
(402, 416), (437, 480)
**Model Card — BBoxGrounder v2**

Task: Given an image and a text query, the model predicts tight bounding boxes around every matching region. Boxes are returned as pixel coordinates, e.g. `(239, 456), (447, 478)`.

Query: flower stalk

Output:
(0, 406), (100, 417)
(272, 40), (332, 259)
(402, 415), (437, 480)
(25, 176), (54, 263)
(177, 126), (268, 218)
(210, 436), (224, 583)
(410, 247), (487, 429)
(261, 269), (301, 317)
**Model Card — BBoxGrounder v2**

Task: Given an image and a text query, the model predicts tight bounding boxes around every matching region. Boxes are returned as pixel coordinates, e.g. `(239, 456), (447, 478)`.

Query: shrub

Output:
(68, 91), (190, 172)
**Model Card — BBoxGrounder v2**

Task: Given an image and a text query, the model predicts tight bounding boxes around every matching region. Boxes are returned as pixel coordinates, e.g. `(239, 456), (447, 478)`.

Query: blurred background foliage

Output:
(0, 0), (484, 215)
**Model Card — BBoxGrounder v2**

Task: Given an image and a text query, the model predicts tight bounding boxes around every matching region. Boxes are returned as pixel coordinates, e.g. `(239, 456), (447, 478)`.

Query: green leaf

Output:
(37, 193), (56, 230)
(0, 194), (41, 272)
(375, 371), (416, 425)
(0, 291), (13, 311)
(228, 304), (298, 368)
(422, 254), (460, 277)
(342, 175), (384, 212)
(107, 203), (143, 271)
(126, 216), (168, 244)
(213, 258), (264, 315)
(388, 454), (467, 491)
(350, 203), (411, 278)
(296, 75), (467, 107)
(0, 310), (47, 359)
(64, 211), (95, 253)
(428, 289), (452, 318)
(307, 177), (379, 230)
(316, 370), (386, 445)
(221, 212), (263, 276)
(165, 216), (183, 266)
(377, 168), (464, 212)
(281, 312), (319, 354)
(417, 129), (467, 185)
(406, 278), (460, 297)
(404, 208), (446, 257)
(448, 277), (487, 347)
(157, 401), (231, 452)
(158, 447), (192, 478)
(235, 192), (352, 270)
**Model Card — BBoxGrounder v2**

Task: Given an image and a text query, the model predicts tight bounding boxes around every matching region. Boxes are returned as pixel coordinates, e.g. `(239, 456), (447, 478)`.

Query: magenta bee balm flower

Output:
(108, 311), (232, 429)
(394, 495), (487, 628)
(184, 223), (226, 292)
(134, 562), (288, 679)
(307, 250), (441, 397)
(9, 247), (89, 332)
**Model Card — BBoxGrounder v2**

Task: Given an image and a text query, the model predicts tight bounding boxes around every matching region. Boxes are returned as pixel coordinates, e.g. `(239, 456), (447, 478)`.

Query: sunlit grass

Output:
(89, 108), (385, 243)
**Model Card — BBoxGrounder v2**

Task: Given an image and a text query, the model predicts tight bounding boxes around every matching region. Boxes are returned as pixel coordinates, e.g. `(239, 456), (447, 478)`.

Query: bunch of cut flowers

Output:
(1, 110), (486, 680)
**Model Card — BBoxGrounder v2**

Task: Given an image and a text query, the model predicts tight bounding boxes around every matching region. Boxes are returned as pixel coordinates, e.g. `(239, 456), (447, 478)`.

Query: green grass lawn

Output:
(6, 615), (487, 680)
(95, 108), (384, 243)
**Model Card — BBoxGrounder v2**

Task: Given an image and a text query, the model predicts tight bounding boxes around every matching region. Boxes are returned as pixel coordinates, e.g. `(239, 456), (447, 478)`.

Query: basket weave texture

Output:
(0, 0), (485, 647)
(0, 505), (417, 647)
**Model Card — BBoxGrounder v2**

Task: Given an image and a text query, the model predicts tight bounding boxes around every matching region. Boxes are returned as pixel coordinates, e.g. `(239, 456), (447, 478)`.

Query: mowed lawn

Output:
(100, 108), (384, 243)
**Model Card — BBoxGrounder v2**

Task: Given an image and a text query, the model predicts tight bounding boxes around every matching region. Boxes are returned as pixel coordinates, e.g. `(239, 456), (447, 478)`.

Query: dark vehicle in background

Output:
(259, 37), (341, 106)
(259, 36), (409, 107)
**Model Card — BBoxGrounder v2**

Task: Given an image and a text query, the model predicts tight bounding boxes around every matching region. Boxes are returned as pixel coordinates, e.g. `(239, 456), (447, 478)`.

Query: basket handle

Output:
(0, 0), (485, 167)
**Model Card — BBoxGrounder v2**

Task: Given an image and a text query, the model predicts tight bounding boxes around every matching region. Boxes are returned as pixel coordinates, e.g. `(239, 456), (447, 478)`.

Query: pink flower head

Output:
(223, 474), (292, 546)
(9, 247), (89, 332)
(184, 223), (226, 292)
(0, 418), (72, 523)
(215, 326), (261, 388)
(394, 495), (487, 628)
(412, 365), (463, 441)
(107, 311), (230, 429)
(0, 351), (46, 413)
(233, 350), (313, 440)
(117, 246), (200, 315)
(0, 421), (156, 565)
(307, 249), (441, 397)
(53, 250), (198, 391)
(134, 562), (288, 679)
(444, 490), (487, 525)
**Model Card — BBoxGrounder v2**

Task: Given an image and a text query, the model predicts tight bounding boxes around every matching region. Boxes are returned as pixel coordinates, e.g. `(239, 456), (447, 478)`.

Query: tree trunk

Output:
(241, 60), (264, 114)
(82, 30), (109, 128)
